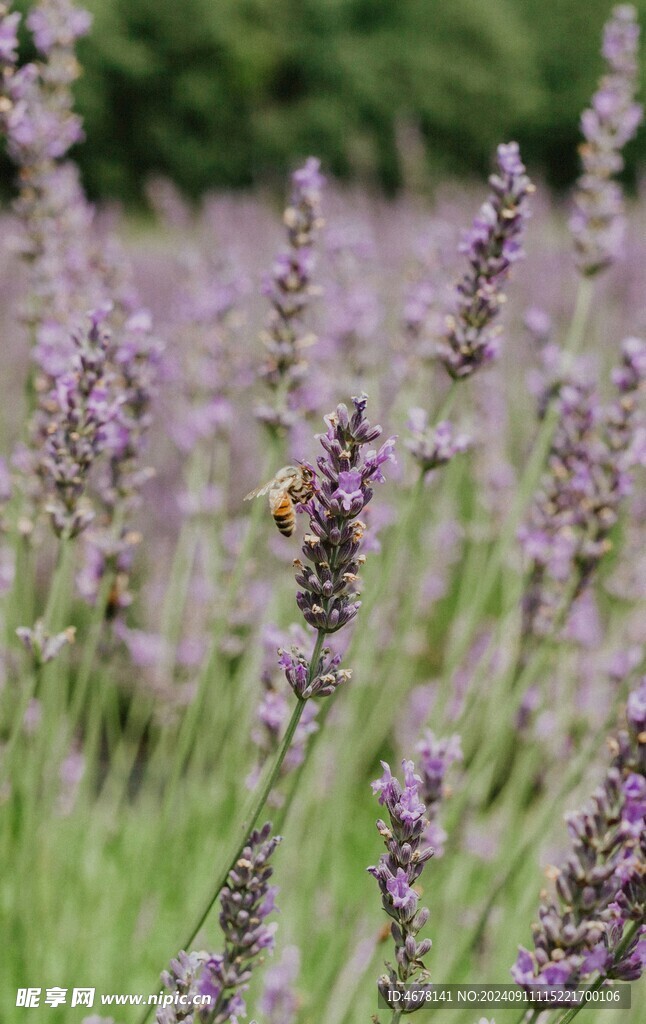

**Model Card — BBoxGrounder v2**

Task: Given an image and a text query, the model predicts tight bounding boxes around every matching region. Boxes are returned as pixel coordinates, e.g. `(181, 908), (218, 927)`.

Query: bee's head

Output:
(297, 460), (317, 487)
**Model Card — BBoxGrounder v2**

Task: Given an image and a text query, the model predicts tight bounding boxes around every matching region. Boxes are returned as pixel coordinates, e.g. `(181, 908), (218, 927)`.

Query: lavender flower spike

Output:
(39, 306), (120, 538)
(279, 394), (396, 699)
(512, 676), (646, 991)
(439, 142), (533, 380)
(519, 337), (645, 642)
(158, 824), (281, 1024)
(256, 157), (325, 434)
(571, 5), (642, 275)
(369, 759), (435, 1012)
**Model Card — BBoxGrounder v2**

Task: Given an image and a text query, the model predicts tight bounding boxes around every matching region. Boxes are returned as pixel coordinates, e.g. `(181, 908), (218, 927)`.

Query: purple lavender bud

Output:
(571, 5), (643, 275)
(438, 142), (533, 380)
(27, 1), (92, 55)
(386, 868), (420, 919)
(368, 759), (434, 1009)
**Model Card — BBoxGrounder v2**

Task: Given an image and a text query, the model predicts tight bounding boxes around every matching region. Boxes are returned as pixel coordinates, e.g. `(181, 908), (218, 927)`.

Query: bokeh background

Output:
(1, 2), (645, 1023)
(4, 0), (646, 201)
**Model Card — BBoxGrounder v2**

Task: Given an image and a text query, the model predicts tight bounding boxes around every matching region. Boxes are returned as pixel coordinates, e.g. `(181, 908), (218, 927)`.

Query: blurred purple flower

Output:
(256, 158), (325, 435)
(258, 945), (300, 1024)
(406, 410), (470, 476)
(369, 758), (434, 1011)
(512, 675), (646, 991)
(520, 338), (646, 642)
(438, 142), (533, 380)
(571, 5), (643, 274)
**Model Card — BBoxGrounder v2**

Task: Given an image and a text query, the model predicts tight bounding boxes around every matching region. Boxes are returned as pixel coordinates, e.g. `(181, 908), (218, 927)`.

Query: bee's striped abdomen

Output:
(272, 493), (295, 536)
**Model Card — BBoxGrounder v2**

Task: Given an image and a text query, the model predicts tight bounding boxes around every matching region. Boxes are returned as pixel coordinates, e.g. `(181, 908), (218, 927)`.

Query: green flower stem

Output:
(31, 535), (74, 714)
(42, 535), (74, 633)
(147, 698), (303, 1007)
(136, 630), (326, 1024)
(68, 555), (119, 725)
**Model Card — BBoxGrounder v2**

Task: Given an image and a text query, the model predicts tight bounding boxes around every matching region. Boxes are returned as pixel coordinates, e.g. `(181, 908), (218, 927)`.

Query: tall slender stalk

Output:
(136, 630), (324, 1024)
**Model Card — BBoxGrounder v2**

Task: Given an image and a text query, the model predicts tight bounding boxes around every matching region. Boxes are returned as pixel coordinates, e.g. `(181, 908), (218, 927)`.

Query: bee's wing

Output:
(268, 487), (291, 514)
(244, 479), (274, 500)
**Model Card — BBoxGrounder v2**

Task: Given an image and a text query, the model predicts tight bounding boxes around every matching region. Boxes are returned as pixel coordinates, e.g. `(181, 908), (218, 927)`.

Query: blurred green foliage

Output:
(7, 0), (646, 199)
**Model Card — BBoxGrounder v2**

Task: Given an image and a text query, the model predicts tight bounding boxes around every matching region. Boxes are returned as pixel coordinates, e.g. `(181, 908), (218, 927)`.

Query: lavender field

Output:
(0, 3), (645, 1024)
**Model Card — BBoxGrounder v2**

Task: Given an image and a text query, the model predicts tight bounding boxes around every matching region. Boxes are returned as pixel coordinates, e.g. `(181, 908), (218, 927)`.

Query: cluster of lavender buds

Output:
(247, 625), (319, 800)
(158, 824), (280, 1024)
(38, 306), (121, 538)
(0, 0), (99, 348)
(437, 142), (533, 381)
(16, 620), (75, 667)
(570, 5), (643, 275)
(279, 394), (396, 700)
(255, 157), (325, 434)
(512, 677), (646, 989)
(416, 730), (463, 856)
(369, 760), (435, 1011)
(2, 0), (159, 569)
(0, 1), (89, 169)
(96, 308), (161, 518)
(77, 305), (162, 617)
(519, 337), (645, 641)
(406, 409), (470, 477)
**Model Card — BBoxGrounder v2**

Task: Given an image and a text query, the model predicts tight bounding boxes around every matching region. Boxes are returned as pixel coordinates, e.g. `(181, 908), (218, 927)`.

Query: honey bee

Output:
(244, 464), (315, 537)
(106, 572), (130, 621)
